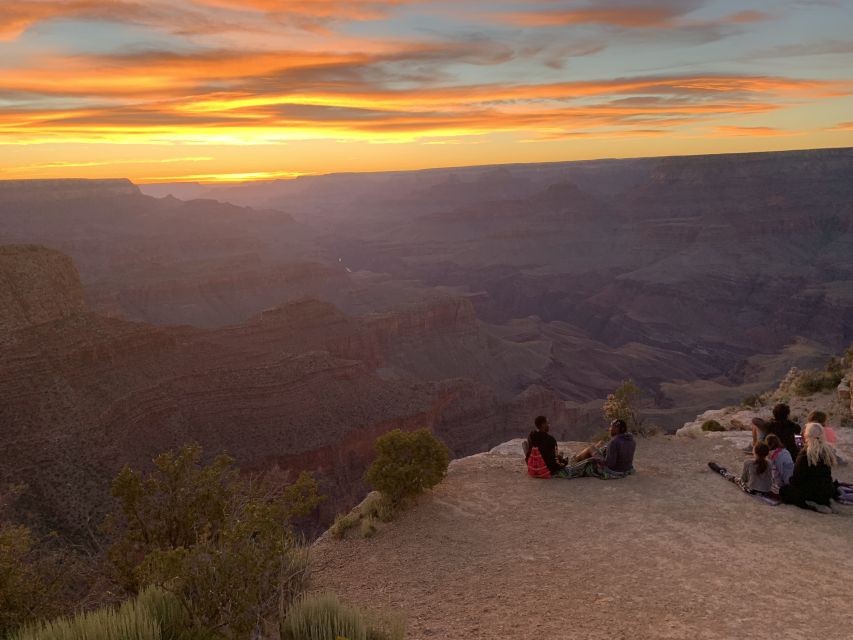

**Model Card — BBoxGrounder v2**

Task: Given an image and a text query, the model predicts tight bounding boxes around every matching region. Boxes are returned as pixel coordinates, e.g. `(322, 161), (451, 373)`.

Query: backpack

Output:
(527, 447), (552, 479)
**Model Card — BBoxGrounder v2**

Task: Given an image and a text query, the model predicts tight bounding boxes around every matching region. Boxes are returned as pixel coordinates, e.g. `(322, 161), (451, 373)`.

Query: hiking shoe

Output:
(707, 462), (726, 474)
(805, 500), (833, 514)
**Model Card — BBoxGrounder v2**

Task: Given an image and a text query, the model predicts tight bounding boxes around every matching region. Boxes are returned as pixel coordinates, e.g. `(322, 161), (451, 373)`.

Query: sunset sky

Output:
(1, 0), (852, 183)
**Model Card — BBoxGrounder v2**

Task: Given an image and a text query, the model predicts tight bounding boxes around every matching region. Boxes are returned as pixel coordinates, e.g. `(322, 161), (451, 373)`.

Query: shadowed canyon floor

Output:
(314, 433), (853, 640)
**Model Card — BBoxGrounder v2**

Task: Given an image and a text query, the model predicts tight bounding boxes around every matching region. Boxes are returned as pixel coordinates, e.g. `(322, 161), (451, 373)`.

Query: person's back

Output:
(780, 422), (838, 511)
(740, 458), (772, 493)
(788, 450), (835, 504)
(767, 434), (794, 492)
(527, 416), (564, 475)
(764, 418), (800, 461)
(603, 432), (636, 473)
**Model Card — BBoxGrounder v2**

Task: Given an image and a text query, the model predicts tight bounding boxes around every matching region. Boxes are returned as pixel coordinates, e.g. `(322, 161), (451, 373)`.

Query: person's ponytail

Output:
(754, 442), (770, 475)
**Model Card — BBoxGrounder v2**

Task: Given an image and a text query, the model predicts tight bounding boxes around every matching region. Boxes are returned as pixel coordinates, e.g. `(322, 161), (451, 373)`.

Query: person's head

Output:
(754, 442), (770, 474)
(806, 410), (827, 426)
(803, 422), (837, 468)
(765, 434), (782, 451)
(609, 419), (628, 437)
(534, 415), (549, 432)
(772, 403), (790, 421)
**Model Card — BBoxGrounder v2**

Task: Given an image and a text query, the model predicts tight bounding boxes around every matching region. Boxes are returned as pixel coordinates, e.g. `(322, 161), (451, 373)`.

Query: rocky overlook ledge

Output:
(314, 431), (853, 640)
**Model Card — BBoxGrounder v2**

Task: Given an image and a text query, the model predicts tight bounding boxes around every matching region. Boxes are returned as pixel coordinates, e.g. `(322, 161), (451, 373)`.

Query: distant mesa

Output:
(0, 178), (140, 203)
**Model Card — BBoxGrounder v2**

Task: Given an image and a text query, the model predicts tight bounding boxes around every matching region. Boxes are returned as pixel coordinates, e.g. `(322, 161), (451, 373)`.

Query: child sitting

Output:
(766, 434), (793, 493)
(708, 443), (772, 497)
(740, 442), (773, 494)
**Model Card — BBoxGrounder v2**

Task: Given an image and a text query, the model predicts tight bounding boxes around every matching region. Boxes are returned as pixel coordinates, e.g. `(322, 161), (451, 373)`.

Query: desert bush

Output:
(603, 380), (645, 433)
(360, 517), (377, 539)
(107, 444), (324, 638)
(9, 587), (189, 640)
(0, 523), (58, 635)
(741, 394), (763, 408)
(280, 592), (404, 640)
(329, 513), (358, 540)
(792, 369), (843, 396)
(701, 420), (725, 432)
(365, 429), (449, 511)
(361, 492), (395, 523)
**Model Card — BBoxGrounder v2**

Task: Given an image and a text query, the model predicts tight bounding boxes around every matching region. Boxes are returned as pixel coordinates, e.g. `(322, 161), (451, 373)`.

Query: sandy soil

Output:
(313, 432), (853, 640)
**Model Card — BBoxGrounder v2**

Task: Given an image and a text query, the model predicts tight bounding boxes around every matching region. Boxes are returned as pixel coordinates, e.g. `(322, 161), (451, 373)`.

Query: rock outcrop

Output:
(0, 245), (85, 334)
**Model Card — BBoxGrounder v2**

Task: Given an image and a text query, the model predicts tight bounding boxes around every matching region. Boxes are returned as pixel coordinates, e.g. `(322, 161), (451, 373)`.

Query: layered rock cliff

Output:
(0, 245), (86, 335)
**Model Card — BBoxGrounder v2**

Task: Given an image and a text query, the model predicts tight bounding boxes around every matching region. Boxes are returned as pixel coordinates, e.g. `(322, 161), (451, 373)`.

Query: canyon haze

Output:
(2, 147), (852, 538)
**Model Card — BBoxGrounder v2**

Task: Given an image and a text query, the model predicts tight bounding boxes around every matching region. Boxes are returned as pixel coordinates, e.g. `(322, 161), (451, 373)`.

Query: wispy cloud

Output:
(712, 125), (801, 137)
(1, 0), (851, 179)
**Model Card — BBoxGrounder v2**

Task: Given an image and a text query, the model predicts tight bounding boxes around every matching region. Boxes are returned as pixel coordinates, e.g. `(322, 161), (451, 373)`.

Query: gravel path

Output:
(313, 433), (853, 640)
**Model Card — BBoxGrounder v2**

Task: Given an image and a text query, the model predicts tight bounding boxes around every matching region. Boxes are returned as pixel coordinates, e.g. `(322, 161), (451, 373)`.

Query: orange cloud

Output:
(712, 126), (801, 137)
(0, 0), (425, 41)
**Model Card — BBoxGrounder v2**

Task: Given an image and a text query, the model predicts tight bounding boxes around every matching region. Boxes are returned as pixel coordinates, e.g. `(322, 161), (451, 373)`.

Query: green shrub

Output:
(365, 429), (449, 511)
(9, 587), (189, 640)
(330, 513), (358, 540)
(0, 521), (69, 636)
(793, 369), (843, 396)
(361, 493), (395, 523)
(108, 445), (323, 638)
(280, 592), (404, 640)
(741, 394), (763, 408)
(603, 380), (645, 433)
(360, 517), (377, 539)
(701, 420), (725, 432)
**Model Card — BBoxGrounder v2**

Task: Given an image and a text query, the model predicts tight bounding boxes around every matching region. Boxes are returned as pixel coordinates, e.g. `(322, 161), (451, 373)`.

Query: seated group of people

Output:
(711, 403), (852, 513)
(524, 415), (636, 480)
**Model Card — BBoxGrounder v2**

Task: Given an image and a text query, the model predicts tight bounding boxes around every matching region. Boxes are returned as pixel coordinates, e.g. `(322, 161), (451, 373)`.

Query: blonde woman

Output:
(779, 422), (838, 513)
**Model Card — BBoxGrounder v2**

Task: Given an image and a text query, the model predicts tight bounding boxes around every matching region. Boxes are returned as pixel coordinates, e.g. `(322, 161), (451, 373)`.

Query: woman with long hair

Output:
(779, 422), (838, 513)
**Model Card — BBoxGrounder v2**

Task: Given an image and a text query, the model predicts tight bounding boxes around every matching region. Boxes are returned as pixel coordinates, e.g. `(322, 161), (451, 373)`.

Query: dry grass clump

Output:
(280, 592), (404, 640)
(10, 587), (187, 640)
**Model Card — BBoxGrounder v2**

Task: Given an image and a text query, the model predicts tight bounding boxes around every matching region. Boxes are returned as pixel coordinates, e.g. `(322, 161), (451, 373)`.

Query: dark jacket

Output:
(604, 432), (636, 472)
(780, 451), (836, 507)
(527, 430), (564, 475)
(764, 419), (801, 461)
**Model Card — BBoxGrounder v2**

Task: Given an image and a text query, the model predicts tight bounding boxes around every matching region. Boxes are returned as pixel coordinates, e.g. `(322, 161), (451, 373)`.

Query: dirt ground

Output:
(313, 432), (853, 640)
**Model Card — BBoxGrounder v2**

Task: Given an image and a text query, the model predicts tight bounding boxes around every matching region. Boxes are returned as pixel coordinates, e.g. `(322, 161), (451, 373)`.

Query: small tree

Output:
(107, 444), (324, 638)
(0, 485), (69, 636)
(603, 379), (645, 434)
(365, 429), (449, 512)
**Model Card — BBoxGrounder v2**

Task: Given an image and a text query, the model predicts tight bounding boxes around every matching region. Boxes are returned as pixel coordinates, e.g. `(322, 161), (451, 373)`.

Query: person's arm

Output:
(554, 442), (567, 468)
(779, 452), (794, 486)
(741, 459), (751, 484)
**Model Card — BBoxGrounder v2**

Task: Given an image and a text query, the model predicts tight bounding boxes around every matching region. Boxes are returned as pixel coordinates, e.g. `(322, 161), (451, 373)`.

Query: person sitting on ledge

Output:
(750, 403), (800, 461)
(806, 410), (847, 466)
(779, 422), (839, 514)
(525, 415), (569, 478)
(766, 434), (794, 493)
(563, 419), (637, 479)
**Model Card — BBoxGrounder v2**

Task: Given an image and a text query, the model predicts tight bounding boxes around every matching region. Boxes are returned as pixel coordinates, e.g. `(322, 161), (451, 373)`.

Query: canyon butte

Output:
(1, 147), (852, 538)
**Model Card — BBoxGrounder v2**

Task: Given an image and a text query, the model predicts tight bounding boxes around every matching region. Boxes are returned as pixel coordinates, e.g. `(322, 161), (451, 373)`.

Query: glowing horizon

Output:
(1, 0), (852, 183)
